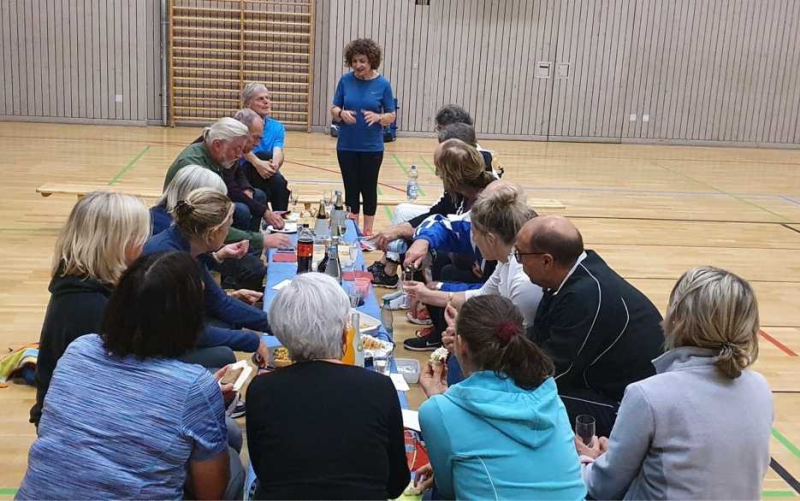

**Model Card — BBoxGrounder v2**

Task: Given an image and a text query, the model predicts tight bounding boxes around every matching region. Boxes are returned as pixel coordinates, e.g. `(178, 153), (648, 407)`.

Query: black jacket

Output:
(529, 250), (665, 403)
(30, 273), (111, 426)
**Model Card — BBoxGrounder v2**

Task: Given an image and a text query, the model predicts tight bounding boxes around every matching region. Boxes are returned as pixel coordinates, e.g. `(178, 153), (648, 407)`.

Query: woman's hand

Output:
(574, 436), (609, 460)
(264, 233), (292, 249)
(216, 240), (249, 261)
(213, 365), (236, 401)
(229, 289), (263, 305)
(413, 463), (435, 492)
(404, 240), (430, 269)
(419, 360), (448, 397)
(363, 110), (383, 126)
(403, 281), (431, 303)
(340, 109), (357, 124)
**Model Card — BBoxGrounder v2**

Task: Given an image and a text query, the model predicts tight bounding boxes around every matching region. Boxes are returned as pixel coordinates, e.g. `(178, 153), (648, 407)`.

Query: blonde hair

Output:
(664, 266), (760, 379)
(471, 182), (537, 245)
(434, 139), (494, 194)
(158, 164), (227, 211)
(52, 192), (150, 285)
(172, 188), (234, 241)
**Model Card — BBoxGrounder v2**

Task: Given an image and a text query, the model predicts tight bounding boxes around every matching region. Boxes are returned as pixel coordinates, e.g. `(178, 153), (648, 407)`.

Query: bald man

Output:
(516, 215), (664, 436)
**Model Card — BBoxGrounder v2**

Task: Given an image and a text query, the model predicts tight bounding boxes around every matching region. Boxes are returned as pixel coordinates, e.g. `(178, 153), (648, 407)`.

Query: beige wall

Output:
(2, 0), (799, 145)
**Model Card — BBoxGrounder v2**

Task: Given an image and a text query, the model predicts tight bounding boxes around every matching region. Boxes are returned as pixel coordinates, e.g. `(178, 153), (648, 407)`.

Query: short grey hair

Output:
(158, 164), (227, 210)
(242, 82), (269, 107)
(233, 108), (262, 128)
(203, 117), (249, 144)
(269, 273), (350, 362)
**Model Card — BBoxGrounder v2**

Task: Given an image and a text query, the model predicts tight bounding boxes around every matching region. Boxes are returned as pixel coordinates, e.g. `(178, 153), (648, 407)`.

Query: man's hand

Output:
(229, 289), (263, 305)
(244, 189), (254, 199)
(213, 365), (236, 401)
(216, 240), (249, 261)
(404, 240), (430, 269)
(413, 463), (435, 493)
(264, 233), (292, 249)
(264, 211), (285, 230)
(574, 436), (608, 460)
(443, 303), (458, 352)
(419, 360), (448, 397)
(403, 281), (432, 304)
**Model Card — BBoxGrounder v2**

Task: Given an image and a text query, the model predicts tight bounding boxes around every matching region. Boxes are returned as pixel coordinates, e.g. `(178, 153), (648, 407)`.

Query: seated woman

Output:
(577, 266), (772, 500)
(17, 252), (244, 500)
(404, 181), (542, 327)
(30, 192), (150, 427)
(246, 273), (410, 500)
(144, 187), (270, 365)
(154, 164), (290, 292)
(418, 295), (586, 500)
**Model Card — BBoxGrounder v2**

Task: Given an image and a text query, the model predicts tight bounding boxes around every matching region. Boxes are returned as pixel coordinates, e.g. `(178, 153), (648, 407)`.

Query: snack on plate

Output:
(430, 347), (449, 365)
(361, 335), (385, 350)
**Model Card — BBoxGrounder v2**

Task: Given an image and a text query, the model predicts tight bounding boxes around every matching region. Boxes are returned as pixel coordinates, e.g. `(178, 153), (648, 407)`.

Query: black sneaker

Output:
(230, 399), (247, 419)
(403, 333), (443, 352)
(367, 260), (385, 277)
(372, 269), (399, 288)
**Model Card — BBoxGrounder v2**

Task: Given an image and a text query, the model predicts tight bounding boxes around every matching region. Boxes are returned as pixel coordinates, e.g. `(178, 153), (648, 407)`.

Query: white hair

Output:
(203, 117), (249, 144)
(269, 273), (350, 362)
(233, 108), (262, 128)
(242, 82), (269, 106)
(158, 164), (227, 210)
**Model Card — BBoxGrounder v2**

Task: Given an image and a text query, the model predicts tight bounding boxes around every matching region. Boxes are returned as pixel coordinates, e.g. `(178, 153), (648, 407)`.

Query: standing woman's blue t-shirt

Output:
(333, 72), (395, 152)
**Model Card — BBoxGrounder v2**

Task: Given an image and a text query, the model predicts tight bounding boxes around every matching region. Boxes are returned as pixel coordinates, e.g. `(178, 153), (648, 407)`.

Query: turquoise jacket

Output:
(419, 372), (586, 500)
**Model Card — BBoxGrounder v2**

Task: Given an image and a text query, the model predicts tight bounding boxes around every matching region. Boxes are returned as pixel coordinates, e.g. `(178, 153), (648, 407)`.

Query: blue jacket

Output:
(419, 372), (586, 500)
(149, 205), (172, 236)
(142, 226), (267, 352)
(414, 212), (486, 292)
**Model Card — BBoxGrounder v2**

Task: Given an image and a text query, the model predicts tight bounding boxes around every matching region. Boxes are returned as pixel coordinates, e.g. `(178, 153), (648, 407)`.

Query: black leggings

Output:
(336, 150), (383, 216)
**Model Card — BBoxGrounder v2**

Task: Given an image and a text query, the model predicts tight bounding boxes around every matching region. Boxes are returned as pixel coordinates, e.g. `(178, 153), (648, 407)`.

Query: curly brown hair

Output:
(344, 38), (382, 69)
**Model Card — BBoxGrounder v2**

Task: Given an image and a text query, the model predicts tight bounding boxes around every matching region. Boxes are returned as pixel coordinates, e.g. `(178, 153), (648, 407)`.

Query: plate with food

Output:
(352, 310), (381, 333)
(270, 346), (293, 368)
(267, 223), (298, 234)
(280, 211), (299, 222)
(360, 333), (394, 358)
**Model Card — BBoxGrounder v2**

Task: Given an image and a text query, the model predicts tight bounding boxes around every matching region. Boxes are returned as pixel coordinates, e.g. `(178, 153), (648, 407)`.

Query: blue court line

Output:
(781, 196), (800, 207)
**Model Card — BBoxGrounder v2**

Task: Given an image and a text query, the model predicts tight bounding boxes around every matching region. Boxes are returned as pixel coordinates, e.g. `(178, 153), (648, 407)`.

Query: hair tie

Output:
(720, 341), (736, 352)
(494, 321), (521, 345)
(175, 200), (194, 216)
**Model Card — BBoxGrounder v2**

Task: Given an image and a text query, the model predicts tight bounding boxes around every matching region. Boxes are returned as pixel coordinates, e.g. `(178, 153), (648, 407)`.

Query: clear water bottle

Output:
(381, 298), (394, 336)
(406, 165), (419, 202)
(386, 240), (408, 256)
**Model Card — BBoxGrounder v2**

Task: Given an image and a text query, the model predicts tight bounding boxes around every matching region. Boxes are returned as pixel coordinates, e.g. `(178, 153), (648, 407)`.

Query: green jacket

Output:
(163, 142), (222, 190)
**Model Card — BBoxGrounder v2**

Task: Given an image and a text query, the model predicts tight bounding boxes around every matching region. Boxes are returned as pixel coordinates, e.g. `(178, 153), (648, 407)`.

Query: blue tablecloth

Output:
(246, 220), (409, 500)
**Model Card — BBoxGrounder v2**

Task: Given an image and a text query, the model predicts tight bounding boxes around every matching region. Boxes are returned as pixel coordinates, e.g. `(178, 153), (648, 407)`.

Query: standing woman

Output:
(331, 38), (396, 235)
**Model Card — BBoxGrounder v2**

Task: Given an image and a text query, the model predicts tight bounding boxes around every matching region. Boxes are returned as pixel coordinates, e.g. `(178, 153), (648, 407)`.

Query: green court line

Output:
(108, 145), (150, 186)
(773, 428), (800, 461)
(419, 155), (436, 174)
(383, 205), (394, 221)
(391, 154), (426, 197)
(763, 490), (796, 498)
(377, 184), (384, 196)
(0, 488), (18, 495)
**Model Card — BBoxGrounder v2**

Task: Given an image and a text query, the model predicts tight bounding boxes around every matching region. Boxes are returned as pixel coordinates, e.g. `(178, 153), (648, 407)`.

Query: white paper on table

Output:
(390, 373), (410, 392)
(272, 279), (292, 291)
(402, 409), (421, 432)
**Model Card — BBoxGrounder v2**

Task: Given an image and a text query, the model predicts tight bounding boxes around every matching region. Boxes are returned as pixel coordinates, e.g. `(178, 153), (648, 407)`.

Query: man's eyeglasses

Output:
(513, 248), (547, 262)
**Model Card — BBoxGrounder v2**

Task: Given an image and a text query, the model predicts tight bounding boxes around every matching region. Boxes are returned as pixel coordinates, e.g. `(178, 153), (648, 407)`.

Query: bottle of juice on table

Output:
(342, 312), (362, 366)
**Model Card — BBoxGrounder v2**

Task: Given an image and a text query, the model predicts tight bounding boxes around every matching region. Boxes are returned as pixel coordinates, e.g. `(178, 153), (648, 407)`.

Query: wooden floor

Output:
(0, 122), (799, 498)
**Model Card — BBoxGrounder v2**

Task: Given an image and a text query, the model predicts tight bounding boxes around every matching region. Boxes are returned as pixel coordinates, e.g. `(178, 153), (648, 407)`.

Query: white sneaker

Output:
(382, 290), (409, 310)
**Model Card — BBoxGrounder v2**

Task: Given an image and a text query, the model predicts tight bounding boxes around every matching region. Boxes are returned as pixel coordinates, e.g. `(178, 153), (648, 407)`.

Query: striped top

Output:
(17, 334), (228, 501)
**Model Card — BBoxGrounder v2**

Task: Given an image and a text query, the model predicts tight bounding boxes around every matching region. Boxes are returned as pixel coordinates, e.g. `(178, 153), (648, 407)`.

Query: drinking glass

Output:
(372, 348), (391, 376)
(575, 415), (596, 446)
(401, 267), (416, 309)
(355, 277), (371, 300)
(323, 190), (333, 212)
(337, 221), (348, 240)
(289, 189), (299, 210)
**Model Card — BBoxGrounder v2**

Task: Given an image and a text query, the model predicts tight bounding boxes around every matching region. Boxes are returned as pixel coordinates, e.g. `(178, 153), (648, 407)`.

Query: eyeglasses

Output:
(513, 248), (547, 262)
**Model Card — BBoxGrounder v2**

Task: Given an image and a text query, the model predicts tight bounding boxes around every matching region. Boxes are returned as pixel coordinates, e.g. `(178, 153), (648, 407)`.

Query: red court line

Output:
(760, 329), (798, 357)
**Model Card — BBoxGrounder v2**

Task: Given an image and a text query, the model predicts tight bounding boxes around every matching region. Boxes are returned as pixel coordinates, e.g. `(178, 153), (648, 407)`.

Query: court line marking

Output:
(780, 196), (800, 207)
(760, 330), (798, 357)
(419, 155), (436, 174)
(782, 224), (800, 236)
(771, 457), (800, 495)
(0, 488), (17, 495)
(773, 428), (800, 461)
(763, 490), (797, 498)
(383, 205), (394, 221)
(284, 160), (405, 194)
(108, 145), (150, 186)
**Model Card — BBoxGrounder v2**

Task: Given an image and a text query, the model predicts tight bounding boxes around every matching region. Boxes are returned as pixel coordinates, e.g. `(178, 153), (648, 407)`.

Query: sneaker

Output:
(407, 307), (432, 326)
(372, 269), (399, 288)
(403, 329), (443, 352)
(382, 290), (409, 310)
(367, 260), (385, 277)
(230, 399), (247, 419)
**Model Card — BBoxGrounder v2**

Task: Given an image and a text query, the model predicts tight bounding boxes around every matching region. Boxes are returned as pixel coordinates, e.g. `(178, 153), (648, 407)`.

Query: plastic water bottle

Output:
(406, 165), (419, 202)
(386, 240), (408, 256)
(381, 298), (394, 336)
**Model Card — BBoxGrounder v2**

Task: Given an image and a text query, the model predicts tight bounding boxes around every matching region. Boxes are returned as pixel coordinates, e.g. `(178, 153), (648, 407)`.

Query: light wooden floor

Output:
(0, 122), (799, 498)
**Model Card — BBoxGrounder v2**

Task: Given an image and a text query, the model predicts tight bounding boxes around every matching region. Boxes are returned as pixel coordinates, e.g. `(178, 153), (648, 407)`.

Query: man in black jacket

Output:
(516, 215), (664, 436)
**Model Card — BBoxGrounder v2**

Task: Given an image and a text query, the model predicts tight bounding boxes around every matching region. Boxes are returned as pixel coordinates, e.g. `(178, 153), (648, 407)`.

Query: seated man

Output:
(230, 108), (285, 232)
(515, 215), (665, 437)
(240, 82), (291, 211)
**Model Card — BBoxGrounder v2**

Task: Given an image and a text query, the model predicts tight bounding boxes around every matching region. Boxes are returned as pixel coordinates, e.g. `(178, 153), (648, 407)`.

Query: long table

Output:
(245, 220), (408, 499)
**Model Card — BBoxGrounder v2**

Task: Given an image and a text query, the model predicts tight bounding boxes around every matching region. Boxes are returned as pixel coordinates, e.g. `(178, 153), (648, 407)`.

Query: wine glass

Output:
(337, 220), (349, 240)
(289, 189), (299, 211)
(575, 415), (596, 447)
(323, 190), (333, 212)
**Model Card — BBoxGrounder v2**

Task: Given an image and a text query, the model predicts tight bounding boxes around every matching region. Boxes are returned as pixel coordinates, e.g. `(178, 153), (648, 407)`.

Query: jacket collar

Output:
(166, 224), (192, 252)
(653, 346), (719, 374)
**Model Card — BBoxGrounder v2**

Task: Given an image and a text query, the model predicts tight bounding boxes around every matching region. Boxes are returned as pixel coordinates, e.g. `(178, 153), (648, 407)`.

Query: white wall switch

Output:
(642, 114), (650, 122)
(629, 114), (637, 122)
(115, 95), (123, 103)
